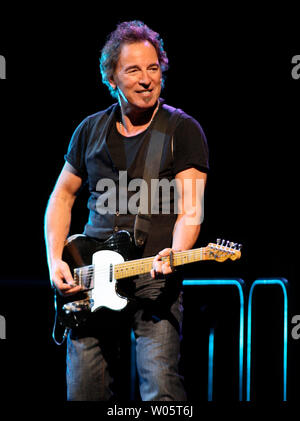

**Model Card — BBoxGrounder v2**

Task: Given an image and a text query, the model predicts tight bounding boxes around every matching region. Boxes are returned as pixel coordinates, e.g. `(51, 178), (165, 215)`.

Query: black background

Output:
(0, 4), (299, 414)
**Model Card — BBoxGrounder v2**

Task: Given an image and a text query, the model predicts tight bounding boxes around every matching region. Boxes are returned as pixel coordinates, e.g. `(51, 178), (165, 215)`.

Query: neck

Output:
(118, 101), (159, 137)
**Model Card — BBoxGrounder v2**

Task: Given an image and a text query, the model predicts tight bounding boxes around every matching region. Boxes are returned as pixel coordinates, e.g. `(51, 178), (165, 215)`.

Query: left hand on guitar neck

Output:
(150, 248), (177, 279)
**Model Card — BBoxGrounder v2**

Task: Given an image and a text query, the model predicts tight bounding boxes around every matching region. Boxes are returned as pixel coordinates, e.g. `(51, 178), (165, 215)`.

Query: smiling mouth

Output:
(136, 89), (153, 94)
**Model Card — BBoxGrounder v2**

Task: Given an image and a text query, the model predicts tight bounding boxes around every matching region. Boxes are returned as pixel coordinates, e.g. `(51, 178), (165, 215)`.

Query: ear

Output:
(108, 75), (117, 90)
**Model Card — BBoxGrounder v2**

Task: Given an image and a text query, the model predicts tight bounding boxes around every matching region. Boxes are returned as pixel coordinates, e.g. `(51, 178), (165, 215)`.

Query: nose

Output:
(139, 70), (151, 87)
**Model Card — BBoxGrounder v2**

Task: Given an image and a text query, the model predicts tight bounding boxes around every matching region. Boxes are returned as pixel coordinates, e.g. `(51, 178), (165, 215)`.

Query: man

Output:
(45, 20), (209, 401)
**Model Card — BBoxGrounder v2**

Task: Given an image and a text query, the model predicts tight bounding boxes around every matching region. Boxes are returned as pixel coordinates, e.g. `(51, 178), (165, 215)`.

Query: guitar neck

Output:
(114, 248), (207, 280)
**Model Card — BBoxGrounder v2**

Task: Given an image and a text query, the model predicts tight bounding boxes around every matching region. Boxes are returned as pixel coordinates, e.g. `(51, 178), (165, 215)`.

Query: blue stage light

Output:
(246, 278), (288, 401)
(183, 279), (245, 401)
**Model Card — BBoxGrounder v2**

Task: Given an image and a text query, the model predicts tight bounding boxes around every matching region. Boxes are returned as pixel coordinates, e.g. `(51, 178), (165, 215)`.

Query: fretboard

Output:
(114, 247), (207, 280)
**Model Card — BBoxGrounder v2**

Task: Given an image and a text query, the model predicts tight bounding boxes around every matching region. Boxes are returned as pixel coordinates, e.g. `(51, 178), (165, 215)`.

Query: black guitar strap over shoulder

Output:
(134, 104), (183, 247)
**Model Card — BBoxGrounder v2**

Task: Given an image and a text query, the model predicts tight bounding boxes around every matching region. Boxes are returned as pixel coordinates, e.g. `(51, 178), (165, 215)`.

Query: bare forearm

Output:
(172, 168), (206, 252)
(172, 214), (200, 251)
(44, 165), (83, 294)
(44, 194), (74, 266)
(152, 167), (206, 276)
(151, 215), (200, 278)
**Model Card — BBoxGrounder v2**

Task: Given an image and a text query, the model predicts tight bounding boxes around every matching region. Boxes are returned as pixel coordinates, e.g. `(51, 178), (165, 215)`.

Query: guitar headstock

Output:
(205, 239), (242, 262)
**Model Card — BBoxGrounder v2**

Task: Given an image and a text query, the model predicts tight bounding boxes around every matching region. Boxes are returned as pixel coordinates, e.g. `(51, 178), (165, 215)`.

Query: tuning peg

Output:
(221, 239), (226, 246)
(230, 242), (237, 249)
(226, 240), (230, 247)
(216, 238), (221, 245)
(238, 244), (242, 251)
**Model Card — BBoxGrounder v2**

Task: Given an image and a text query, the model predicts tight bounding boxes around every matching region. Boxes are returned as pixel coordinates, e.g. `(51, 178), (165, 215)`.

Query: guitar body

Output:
(55, 230), (141, 328)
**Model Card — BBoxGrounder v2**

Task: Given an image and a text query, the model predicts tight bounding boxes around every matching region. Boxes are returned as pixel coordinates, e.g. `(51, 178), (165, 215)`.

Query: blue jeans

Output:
(66, 288), (186, 401)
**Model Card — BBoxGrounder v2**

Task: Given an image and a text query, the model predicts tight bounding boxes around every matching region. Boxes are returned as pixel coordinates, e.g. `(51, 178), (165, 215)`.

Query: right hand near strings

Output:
(50, 259), (82, 296)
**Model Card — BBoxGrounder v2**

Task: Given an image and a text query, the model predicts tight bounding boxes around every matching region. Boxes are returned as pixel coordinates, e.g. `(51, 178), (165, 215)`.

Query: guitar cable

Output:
(52, 316), (69, 346)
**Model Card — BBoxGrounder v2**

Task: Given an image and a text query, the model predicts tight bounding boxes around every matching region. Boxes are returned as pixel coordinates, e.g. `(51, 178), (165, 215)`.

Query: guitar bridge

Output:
(74, 265), (94, 289)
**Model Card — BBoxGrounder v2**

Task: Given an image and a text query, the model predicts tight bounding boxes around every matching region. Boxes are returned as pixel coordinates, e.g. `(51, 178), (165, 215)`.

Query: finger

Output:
(61, 285), (83, 297)
(150, 268), (156, 279)
(51, 280), (71, 296)
(153, 261), (163, 273)
(52, 272), (78, 290)
(52, 278), (72, 290)
(162, 262), (173, 275)
(54, 282), (82, 297)
(61, 265), (76, 286)
(158, 248), (172, 257)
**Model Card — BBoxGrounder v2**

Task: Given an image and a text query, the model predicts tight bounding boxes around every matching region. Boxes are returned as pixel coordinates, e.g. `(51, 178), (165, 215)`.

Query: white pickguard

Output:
(91, 249), (128, 312)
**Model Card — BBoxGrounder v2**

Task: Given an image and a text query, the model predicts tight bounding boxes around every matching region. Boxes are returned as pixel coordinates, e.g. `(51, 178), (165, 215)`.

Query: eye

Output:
(149, 66), (159, 72)
(126, 67), (140, 74)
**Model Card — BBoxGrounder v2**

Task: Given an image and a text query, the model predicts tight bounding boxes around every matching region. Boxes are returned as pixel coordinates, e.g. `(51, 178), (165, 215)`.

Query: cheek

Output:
(120, 78), (138, 93)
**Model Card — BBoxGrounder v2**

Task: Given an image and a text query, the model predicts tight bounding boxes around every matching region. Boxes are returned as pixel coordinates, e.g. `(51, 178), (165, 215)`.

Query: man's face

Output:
(109, 41), (162, 110)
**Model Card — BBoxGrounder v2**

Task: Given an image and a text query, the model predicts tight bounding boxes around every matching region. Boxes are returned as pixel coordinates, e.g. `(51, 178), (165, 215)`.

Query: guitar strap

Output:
(134, 103), (183, 247)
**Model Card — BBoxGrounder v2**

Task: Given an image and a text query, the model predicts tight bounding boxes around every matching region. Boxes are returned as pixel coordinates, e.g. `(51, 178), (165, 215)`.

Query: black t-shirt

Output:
(111, 122), (144, 170)
(109, 112), (209, 177)
(66, 108), (209, 182)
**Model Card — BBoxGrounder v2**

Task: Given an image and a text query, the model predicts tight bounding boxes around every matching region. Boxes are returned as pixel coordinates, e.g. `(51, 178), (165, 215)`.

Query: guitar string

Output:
(71, 250), (218, 285)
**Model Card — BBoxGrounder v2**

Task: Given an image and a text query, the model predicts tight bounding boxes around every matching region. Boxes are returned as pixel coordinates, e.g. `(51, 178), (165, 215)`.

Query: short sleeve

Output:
(64, 117), (89, 180)
(173, 114), (209, 175)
